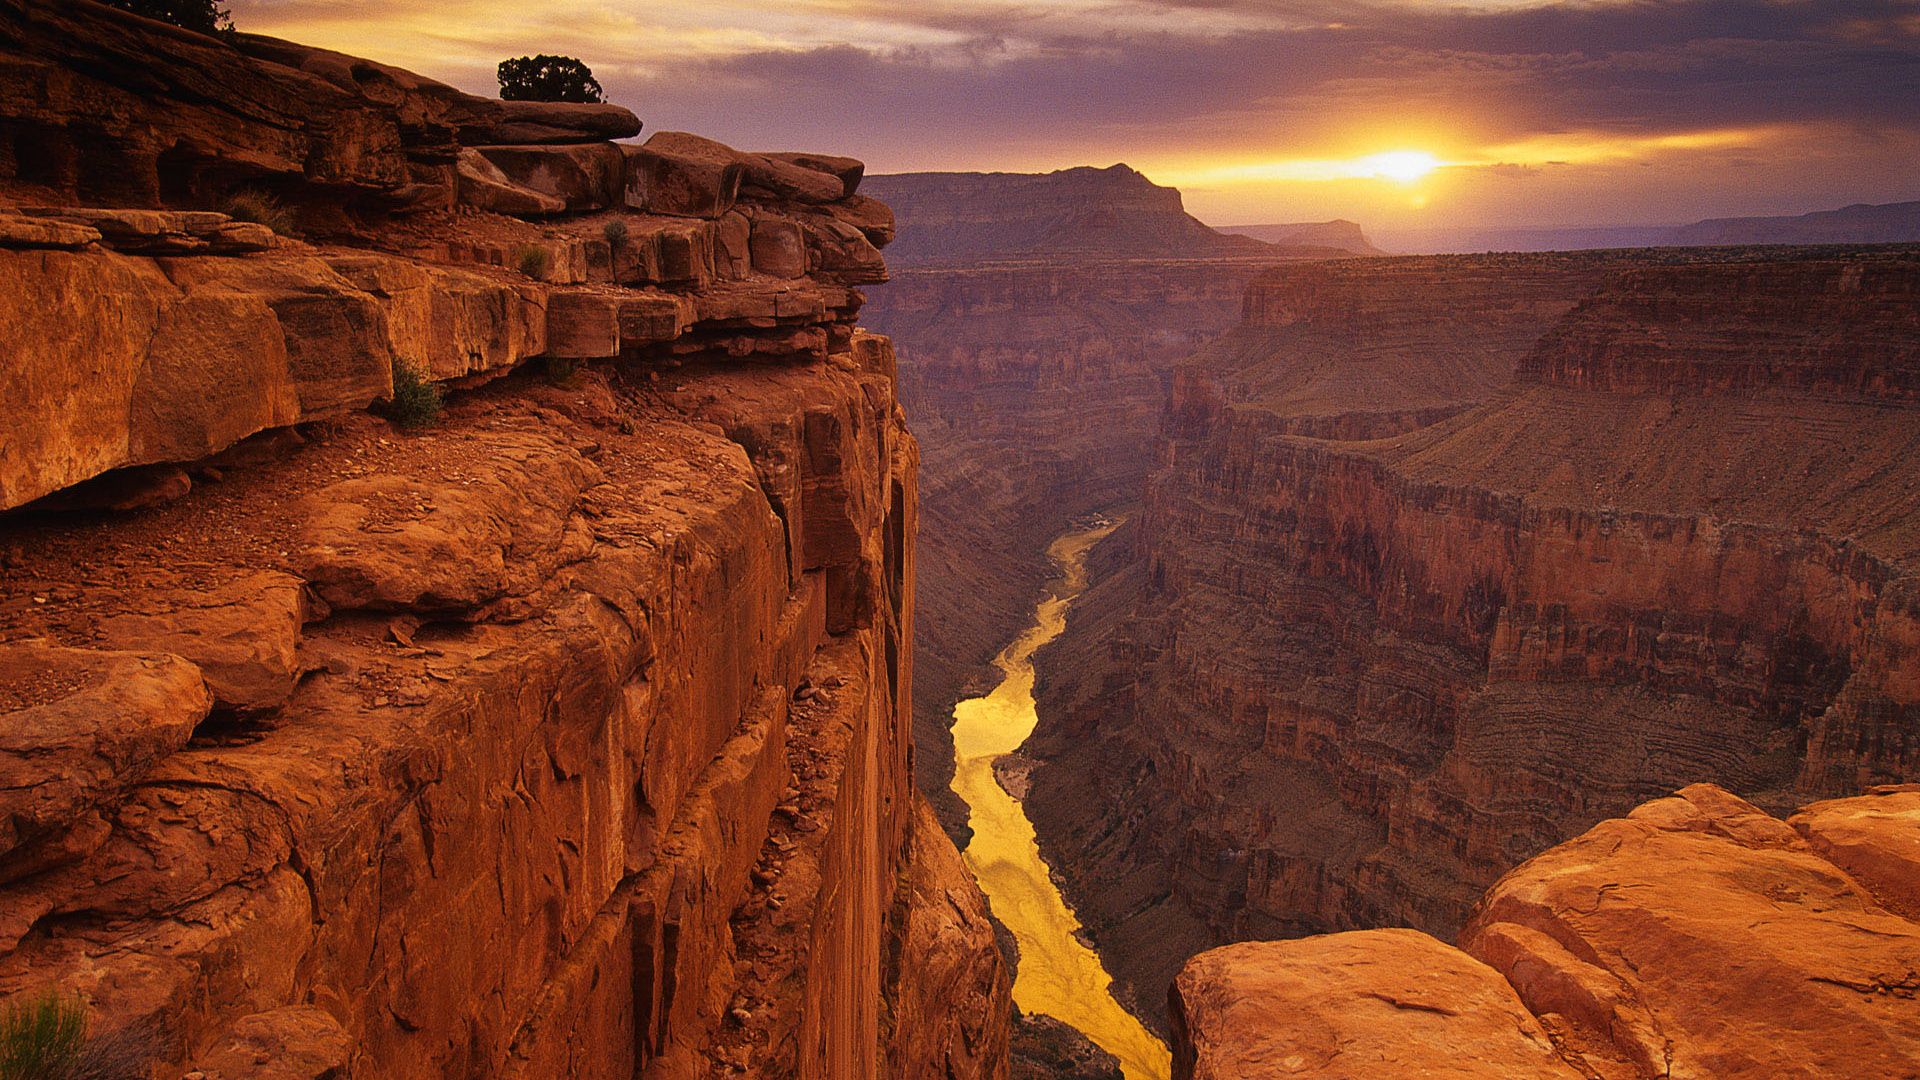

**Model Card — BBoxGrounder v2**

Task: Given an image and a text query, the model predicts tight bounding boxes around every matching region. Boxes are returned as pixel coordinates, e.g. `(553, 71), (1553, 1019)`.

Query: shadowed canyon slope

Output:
(0, 3), (1009, 1077)
(1024, 245), (1920, 1027)
(860, 165), (1369, 840)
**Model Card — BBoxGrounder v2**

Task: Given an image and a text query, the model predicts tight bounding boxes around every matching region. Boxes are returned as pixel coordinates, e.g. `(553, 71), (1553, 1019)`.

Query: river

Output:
(948, 520), (1172, 1080)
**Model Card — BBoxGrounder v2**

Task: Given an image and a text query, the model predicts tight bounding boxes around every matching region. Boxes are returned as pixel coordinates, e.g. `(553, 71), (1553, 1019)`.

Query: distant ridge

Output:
(1217, 220), (1383, 256)
(1666, 200), (1920, 246)
(864, 164), (1354, 263)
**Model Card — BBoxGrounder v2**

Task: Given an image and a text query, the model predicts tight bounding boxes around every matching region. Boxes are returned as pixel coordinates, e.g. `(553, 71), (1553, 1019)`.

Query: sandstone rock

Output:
(887, 799), (1012, 1080)
(737, 151), (845, 205)
(462, 100), (642, 147)
(544, 289), (621, 358)
(191, 1006), (355, 1080)
(474, 144), (625, 213)
(766, 152), (865, 199)
(1171, 929), (1581, 1080)
(1790, 784), (1920, 920)
(17, 207), (274, 255)
(800, 216), (887, 283)
(1463, 783), (1920, 1079)
(0, 641), (209, 864)
(292, 434), (600, 612)
(455, 148), (565, 217)
(749, 214), (808, 279)
(0, 214), (99, 249)
(97, 572), (310, 711)
(825, 194), (896, 248)
(622, 136), (744, 219)
(34, 463), (193, 512)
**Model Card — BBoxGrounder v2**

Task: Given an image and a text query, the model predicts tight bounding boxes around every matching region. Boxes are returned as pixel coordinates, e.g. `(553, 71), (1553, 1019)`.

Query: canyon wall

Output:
(1025, 247), (1920, 1026)
(1173, 782), (1920, 1079)
(0, 4), (1009, 1077)
(862, 257), (1279, 838)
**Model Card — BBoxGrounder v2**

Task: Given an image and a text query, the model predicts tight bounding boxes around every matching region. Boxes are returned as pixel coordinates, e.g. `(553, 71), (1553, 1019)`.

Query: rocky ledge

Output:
(1172, 783), (1920, 1079)
(0, 4), (1006, 1078)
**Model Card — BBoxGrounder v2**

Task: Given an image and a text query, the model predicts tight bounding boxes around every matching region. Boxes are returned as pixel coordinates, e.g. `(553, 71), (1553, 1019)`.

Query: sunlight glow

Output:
(1358, 150), (1441, 183)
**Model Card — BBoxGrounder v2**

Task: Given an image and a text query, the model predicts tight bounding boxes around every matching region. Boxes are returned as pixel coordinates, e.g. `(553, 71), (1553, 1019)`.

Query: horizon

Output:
(228, 0), (1920, 233)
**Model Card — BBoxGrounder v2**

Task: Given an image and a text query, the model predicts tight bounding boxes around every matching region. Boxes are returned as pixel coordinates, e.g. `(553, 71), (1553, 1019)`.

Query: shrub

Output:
(385, 359), (443, 430)
(544, 356), (579, 385)
(497, 55), (604, 103)
(101, 0), (232, 35)
(602, 218), (628, 251)
(515, 244), (552, 280)
(221, 190), (294, 236)
(0, 990), (87, 1080)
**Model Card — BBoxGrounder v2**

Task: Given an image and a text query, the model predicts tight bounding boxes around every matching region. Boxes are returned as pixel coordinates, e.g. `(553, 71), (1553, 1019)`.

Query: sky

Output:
(227, 0), (1920, 230)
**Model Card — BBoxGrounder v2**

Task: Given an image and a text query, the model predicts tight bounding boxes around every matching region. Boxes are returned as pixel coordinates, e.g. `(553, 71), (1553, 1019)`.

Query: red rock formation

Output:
(0, 6), (1007, 1078)
(1026, 247), (1920, 1026)
(1173, 784), (1920, 1079)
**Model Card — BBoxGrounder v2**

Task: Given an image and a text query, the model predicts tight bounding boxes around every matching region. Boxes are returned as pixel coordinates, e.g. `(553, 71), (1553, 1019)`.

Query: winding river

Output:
(949, 521), (1172, 1080)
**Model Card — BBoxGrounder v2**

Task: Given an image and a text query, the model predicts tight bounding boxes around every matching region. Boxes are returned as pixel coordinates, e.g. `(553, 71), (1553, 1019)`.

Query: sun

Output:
(1358, 150), (1441, 183)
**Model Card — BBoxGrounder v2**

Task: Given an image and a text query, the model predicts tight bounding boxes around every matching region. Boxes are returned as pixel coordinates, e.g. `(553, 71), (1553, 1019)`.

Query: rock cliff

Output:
(1026, 246), (1920, 1027)
(863, 165), (1293, 264)
(0, 3), (1007, 1077)
(1172, 783), (1920, 1079)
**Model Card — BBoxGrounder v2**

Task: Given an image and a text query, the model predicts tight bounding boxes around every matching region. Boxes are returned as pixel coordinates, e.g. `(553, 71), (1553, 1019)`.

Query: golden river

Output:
(949, 521), (1172, 1080)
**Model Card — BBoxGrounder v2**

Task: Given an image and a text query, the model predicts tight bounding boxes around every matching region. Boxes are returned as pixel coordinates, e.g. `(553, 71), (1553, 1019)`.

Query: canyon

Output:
(3, 3), (1920, 1079)
(1023, 245), (1920, 1033)
(0, 2), (1008, 1077)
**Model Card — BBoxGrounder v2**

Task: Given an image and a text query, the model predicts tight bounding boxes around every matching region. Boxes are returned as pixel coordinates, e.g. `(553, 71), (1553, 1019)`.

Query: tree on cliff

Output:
(497, 55), (605, 103)
(101, 0), (233, 35)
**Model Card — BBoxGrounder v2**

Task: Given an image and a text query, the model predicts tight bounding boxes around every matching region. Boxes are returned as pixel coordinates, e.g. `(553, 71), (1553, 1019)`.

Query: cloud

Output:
(227, 0), (1920, 225)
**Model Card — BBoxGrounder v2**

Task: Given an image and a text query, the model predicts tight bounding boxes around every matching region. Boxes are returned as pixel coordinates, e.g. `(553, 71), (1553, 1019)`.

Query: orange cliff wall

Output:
(0, 3), (1008, 1077)
(1024, 248), (1920, 1027)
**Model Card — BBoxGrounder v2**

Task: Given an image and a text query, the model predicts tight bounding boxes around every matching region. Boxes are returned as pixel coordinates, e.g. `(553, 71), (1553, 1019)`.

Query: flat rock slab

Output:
(189, 1005), (354, 1080)
(97, 571), (311, 712)
(1172, 928), (1582, 1079)
(0, 641), (210, 863)
(293, 433), (601, 612)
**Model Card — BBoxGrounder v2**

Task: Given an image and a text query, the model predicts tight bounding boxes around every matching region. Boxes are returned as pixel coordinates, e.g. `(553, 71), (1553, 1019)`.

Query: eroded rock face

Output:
(1171, 930), (1580, 1080)
(0, 6), (1005, 1079)
(1026, 247), (1920, 1026)
(1174, 784), (1920, 1079)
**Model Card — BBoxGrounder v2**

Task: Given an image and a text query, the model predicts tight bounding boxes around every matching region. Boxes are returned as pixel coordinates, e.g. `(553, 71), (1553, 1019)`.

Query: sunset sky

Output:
(228, 0), (1920, 230)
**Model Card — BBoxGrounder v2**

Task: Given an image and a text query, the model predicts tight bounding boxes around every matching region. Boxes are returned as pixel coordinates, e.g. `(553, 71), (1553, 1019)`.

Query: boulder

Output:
(765, 152), (865, 199)
(292, 434), (600, 612)
(190, 1006), (356, 1080)
(749, 215), (808, 279)
(1463, 783), (1920, 1079)
(455, 149), (565, 217)
(1170, 929), (1582, 1080)
(623, 135), (745, 219)
(825, 194), (895, 248)
(461, 100), (642, 147)
(545, 289), (621, 359)
(474, 144), (626, 213)
(0, 641), (210, 864)
(97, 572), (311, 712)
(1790, 784), (1920, 921)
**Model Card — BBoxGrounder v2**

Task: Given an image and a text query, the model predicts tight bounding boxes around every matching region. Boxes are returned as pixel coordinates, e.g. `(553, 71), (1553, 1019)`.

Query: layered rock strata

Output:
(0, 6), (1006, 1078)
(862, 257), (1279, 838)
(1026, 248), (1920, 1026)
(1173, 784), (1920, 1079)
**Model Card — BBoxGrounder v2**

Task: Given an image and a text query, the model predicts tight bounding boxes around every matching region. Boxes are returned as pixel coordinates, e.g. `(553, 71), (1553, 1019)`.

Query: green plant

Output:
(0, 990), (87, 1080)
(386, 359), (443, 430)
(497, 55), (604, 103)
(221, 189), (294, 237)
(602, 219), (628, 251)
(101, 0), (232, 35)
(515, 244), (552, 280)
